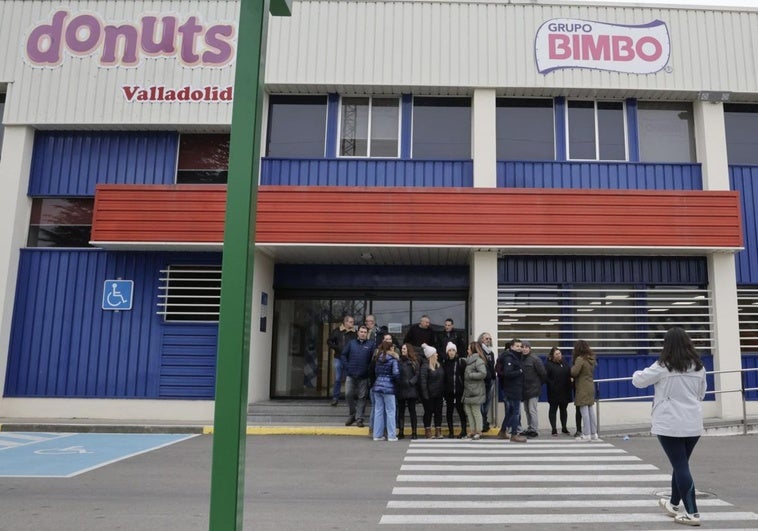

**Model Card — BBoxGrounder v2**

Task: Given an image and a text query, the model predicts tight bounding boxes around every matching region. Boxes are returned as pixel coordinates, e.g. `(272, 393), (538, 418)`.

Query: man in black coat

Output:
(495, 338), (527, 442)
(404, 315), (436, 350)
(436, 318), (466, 355)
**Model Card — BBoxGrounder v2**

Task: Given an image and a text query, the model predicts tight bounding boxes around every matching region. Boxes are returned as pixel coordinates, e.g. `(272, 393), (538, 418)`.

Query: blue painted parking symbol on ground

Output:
(102, 280), (133, 310)
(0, 433), (196, 477)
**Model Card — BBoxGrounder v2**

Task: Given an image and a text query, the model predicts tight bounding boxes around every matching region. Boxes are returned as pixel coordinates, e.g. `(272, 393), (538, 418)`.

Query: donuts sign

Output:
(535, 19), (670, 74)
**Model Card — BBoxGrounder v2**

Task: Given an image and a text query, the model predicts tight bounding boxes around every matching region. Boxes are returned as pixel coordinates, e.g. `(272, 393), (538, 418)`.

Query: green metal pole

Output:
(209, 0), (268, 529)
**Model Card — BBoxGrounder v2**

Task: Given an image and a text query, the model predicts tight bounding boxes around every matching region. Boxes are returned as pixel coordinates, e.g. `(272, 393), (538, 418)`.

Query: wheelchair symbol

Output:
(107, 283), (128, 306)
(102, 280), (133, 311)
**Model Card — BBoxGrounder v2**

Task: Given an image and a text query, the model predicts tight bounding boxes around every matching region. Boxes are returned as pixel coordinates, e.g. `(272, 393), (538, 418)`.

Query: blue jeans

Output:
(332, 357), (345, 400)
(372, 392), (397, 440)
(501, 397), (521, 435)
(658, 435), (700, 514)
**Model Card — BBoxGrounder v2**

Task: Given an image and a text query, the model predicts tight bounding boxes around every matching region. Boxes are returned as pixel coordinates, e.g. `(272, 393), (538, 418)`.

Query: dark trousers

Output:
(548, 400), (569, 432)
(575, 404), (582, 433)
(658, 435), (700, 514)
(480, 380), (493, 428)
(397, 398), (418, 433)
(444, 393), (466, 433)
(423, 396), (443, 428)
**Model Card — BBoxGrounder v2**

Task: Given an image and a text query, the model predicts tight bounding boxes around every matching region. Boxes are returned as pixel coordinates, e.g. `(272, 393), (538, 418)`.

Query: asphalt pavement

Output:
(0, 432), (756, 531)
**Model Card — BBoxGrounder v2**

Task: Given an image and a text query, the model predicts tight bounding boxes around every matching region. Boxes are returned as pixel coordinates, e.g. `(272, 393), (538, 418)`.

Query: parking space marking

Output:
(0, 432), (72, 450)
(0, 432), (198, 478)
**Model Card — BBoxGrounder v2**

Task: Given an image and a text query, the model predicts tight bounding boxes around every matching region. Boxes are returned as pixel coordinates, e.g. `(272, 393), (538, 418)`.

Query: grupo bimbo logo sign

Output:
(535, 18), (670, 75)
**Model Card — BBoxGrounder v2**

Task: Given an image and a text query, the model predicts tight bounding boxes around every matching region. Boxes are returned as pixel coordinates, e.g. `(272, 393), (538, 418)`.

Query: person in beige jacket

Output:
(571, 340), (599, 441)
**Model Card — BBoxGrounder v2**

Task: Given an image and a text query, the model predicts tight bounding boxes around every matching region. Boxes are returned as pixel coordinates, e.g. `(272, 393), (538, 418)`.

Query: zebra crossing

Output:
(380, 438), (758, 529)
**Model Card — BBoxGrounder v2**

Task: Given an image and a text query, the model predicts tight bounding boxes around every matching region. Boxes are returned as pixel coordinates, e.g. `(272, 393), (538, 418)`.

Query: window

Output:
(157, 265), (221, 322)
(266, 95), (327, 157)
(638, 102), (696, 162)
(412, 97), (471, 159)
(725, 104), (758, 165)
(176, 134), (229, 184)
(496, 98), (555, 161)
(0, 92), (5, 159)
(738, 288), (758, 352)
(567, 100), (626, 160)
(339, 97), (399, 157)
(497, 285), (712, 354)
(27, 198), (94, 247)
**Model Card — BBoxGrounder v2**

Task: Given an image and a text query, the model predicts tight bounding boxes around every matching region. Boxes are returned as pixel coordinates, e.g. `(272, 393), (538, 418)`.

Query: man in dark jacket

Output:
(326, 315), (356, 406)
(495, 338), (527, 442)
(404, 315), (436, 350)
(519, 340), (547, 438)
(341, 326), (376, 428)
(436, 318), (465, 356)
(477, 332), (497, 433)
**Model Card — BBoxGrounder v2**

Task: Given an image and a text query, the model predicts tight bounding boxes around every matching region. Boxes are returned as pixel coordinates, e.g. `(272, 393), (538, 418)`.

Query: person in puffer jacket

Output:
(419, 344), (445, 439)
(462, 342), (488, 440)
(441, 342), (467, 439)
(395, 343), (420, 440)
(372, 341), (400, 442)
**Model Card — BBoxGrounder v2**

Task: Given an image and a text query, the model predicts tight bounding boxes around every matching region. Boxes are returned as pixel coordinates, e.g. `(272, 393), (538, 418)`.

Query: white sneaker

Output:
(674, 511), (700, 526)
(575, 434), (591, 441)
(659, 498), (680, 517)
(373, 437), (384, 441)
(387, 437), (398, 442)
(590, 433), (601, 442)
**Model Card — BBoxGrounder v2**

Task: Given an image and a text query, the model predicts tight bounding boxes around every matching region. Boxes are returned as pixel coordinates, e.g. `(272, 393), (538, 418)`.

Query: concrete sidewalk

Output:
(1, 415), (757, 437)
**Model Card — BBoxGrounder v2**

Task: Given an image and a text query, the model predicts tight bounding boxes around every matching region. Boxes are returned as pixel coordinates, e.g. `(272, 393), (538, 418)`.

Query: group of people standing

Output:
(328, 316), (708, 525)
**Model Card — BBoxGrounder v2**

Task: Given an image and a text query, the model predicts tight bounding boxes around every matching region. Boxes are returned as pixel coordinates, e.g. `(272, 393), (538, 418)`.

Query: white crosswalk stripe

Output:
(380, 438), (758, 528)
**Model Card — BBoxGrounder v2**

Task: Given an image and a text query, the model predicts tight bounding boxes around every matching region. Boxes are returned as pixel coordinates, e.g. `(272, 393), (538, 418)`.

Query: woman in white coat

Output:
(632, 327), (707, 527)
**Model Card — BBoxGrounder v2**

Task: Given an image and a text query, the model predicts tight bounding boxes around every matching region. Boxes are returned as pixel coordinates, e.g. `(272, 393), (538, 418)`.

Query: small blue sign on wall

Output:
(102, 280), (133, 311)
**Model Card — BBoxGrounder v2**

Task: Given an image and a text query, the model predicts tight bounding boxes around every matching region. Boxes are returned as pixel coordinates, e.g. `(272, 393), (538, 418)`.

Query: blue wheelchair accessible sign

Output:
(102, 280), (133, 311)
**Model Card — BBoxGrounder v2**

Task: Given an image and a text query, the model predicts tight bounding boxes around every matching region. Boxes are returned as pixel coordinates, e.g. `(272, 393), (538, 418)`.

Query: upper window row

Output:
(266, 95), (701, 164)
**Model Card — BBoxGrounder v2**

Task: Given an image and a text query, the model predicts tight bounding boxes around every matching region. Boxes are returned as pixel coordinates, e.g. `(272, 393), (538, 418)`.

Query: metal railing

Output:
(595, 367), (758, 435)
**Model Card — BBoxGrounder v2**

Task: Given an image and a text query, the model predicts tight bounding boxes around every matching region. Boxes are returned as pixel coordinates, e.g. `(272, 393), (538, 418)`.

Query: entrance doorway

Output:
(271, 295), (467, 398)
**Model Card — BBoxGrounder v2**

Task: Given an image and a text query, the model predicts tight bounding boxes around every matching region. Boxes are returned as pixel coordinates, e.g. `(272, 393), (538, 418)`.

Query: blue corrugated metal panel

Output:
(743, 354), (758, 400)
(159, 326), (217, 398)
(498, 256), (708, 285)
(260, 158), (474, 186)
(4, 249), (219, 399)
(496, 161), (702, 190)
(28, 131), (179, 197)
(730, 166), (758, 284)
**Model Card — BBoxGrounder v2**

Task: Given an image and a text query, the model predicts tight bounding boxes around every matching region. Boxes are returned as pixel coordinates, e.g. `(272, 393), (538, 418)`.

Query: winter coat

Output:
(441, 355), (466, 397)
(327, 326), (357, 359)
(521, 352), (547, 400)
(544, 359), (572, 404)
(403, 324), (436, 348)
(481, 346), (497, 386)
(395, 356), (420, 399)
(632, 361), (707, 437)
(341, 338), (377, 379)
(373, 352), (400, 394)
(436, 330), (466, 356)
(419, 362), (445, 400)
(462, 354), (487, 405)
(496, 349), (523, 400)
(571, 355), (597, 407)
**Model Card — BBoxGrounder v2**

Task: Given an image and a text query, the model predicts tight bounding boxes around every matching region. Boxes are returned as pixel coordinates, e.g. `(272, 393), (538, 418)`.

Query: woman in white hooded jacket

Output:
(632, 327), (707, 527)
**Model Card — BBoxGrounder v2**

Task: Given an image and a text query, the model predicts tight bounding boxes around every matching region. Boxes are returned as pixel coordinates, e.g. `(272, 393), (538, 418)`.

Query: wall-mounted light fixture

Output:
(698, 91), (731, 102)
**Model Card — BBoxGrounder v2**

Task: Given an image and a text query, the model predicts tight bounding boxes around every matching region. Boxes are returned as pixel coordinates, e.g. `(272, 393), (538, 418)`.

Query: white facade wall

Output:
(0, 0), (238, 127)
(266, 0), (758, 96)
